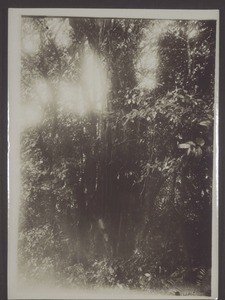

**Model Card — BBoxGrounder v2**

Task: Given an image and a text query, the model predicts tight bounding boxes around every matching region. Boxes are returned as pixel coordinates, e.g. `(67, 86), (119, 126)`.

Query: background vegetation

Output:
(18, 17), (216, 296)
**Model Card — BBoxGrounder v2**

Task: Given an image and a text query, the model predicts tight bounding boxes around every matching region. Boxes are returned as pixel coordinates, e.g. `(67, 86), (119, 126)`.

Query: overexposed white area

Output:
(8, 8), (219, 300)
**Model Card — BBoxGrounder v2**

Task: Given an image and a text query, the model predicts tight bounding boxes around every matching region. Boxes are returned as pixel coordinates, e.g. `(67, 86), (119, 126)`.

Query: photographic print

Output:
(8, 9), (219, 299)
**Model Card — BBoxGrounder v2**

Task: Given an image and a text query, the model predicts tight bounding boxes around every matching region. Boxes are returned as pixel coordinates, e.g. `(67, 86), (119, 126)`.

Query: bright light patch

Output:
(31, 79), (52, 107)
(81, 45), (108, 111)
(187, 27), (199, 39)
(22, 33), (40, 55)
(21, 102), (43, 130)
(139, 77), (157, 90)
(139, 54), (158, 71)
(59, 45), (108, 115)
(137, 51), (158, 90)
(46, 18), (73, 49)
(58, 82), (86, 115)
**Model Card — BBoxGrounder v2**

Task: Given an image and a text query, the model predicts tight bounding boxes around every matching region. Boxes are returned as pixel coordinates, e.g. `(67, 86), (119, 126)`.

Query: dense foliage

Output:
(18, 17), (216, 296)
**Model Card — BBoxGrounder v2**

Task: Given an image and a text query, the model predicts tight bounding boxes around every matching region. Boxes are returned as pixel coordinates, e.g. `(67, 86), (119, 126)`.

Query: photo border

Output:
(1, 1), (224, 300)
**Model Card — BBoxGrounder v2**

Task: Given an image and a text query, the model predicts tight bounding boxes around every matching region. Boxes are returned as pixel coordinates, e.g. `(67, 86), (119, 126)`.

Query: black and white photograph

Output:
(8, 9), (219, 299)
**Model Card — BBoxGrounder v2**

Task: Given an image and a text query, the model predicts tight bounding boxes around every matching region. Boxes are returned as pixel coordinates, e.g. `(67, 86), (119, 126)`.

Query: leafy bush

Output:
(18, 224), (57, 280)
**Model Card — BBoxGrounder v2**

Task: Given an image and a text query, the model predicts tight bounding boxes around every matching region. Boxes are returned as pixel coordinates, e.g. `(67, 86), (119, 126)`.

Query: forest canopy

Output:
(18, 16), (216, 296)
